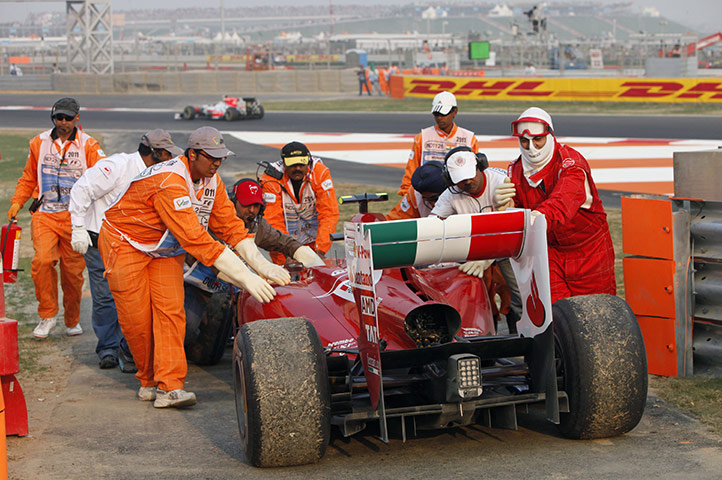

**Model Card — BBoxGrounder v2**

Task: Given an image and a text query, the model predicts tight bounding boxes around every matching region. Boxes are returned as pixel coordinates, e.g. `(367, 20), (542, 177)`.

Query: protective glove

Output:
(459, 259), (494, 278)
(530, 210), (543, 225)
(213, 246), (275, 303)
(493, 177), (516, 211)
(7, 203), (21, 221)
(234, 238), (291, 286)
(293, 245), (325, 267)
(71, 225), (92, 255)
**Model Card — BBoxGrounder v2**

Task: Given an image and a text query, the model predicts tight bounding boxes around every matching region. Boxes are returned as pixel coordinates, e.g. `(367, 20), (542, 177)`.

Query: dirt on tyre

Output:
(553, 294), (648, 439)
(233, 317), (331, 467)
(185, 291), (233, 366)
(182, 106), (196, 120)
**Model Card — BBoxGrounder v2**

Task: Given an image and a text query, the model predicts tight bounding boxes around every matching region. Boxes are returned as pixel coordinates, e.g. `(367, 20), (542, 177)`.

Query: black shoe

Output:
(99, 355), (118, 369)
(118, 347), (137, 374)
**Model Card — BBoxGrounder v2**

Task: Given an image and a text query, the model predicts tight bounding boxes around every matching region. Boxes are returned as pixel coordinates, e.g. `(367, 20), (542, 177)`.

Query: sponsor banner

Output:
(402, 76), (722, 103)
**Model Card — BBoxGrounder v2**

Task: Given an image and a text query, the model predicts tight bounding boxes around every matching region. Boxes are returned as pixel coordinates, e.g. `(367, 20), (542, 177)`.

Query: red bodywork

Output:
(238, 261), (495, 354)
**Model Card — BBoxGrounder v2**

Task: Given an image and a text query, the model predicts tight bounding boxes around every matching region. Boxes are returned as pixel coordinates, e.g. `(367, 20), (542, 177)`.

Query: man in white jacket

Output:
(68, 130), (183, 370)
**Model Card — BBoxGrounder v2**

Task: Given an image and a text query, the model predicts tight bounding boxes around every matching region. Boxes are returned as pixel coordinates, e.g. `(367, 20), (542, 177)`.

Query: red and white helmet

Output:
(511, 107), (554, 138)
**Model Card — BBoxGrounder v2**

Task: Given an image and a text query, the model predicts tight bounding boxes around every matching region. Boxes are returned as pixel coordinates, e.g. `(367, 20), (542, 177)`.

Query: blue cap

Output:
(411, 161), (447, 194)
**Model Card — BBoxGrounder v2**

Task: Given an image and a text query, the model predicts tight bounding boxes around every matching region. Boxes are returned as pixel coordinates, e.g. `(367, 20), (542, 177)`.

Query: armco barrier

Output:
(622, 149), (722, 377)
(396, 75), (722, 103)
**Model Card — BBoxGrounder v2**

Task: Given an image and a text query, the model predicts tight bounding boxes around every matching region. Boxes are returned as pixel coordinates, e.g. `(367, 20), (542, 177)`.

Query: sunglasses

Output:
(197, 149), (225, 163)
(54, 114), (76, 122)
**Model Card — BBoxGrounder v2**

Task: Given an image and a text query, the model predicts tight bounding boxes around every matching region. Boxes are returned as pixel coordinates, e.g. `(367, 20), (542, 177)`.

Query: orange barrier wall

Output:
(396, 75), (722, 103)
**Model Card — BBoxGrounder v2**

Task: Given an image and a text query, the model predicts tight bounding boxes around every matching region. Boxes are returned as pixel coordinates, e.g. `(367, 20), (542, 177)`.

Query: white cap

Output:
(431, 91), (457, 115)
(446, 150), (478, 184)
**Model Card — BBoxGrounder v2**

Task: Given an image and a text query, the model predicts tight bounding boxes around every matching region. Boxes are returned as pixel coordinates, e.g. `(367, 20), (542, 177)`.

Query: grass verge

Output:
(263, 97), (722, 116)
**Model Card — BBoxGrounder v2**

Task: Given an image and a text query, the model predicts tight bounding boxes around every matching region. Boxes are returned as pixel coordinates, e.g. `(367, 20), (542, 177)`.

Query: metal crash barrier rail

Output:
(622, 148), (722, 376)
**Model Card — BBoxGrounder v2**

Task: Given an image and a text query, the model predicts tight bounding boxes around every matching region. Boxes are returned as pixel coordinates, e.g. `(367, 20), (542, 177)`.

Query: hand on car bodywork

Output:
(493, 177), (515, 211)
(235, 238), (291, 286)
(213, 246), (276, 303)
(293, 245), (325, 267)
(459, 259), (493, 278)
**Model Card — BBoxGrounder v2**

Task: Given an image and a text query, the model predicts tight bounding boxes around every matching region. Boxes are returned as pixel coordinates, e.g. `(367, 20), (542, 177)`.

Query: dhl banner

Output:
(396, 76), (722, 103)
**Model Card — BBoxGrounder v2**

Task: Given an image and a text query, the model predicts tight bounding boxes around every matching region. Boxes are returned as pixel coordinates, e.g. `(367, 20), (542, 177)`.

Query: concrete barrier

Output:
(44, 70), (356, 94)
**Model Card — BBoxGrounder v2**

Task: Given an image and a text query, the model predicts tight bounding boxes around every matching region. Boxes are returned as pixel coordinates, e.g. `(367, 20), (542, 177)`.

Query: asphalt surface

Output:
(4, 92), (722, 478)
(8, 303), (722, 480)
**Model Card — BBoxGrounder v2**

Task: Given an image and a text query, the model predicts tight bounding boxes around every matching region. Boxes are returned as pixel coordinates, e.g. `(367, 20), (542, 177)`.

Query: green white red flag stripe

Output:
(361, 210), (525, 270)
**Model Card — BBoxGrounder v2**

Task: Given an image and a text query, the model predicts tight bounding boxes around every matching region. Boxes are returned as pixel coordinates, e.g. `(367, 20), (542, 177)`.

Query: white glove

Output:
(530, 210), (543, 225)
(493, 177), (516, 211)
(459, 259), (493, 278)
(213, 247), (276, 303)
(71, 225), (92, 255)
(293, 245), (325, 267)
(234, 238), (291, 286)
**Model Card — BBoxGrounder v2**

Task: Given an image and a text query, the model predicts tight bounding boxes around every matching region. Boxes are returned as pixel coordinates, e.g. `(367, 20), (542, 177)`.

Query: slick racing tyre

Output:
(182, 106), (196, 120)
(233, 317), (330, 467)
(224, 107), (239, 121)
(553, 294), (648, 439)
(185, 291), (234, 366)
(253, 105), (264, 119)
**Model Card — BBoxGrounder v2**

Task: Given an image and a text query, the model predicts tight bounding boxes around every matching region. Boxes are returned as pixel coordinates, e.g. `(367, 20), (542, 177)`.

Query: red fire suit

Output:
(508, 140), (615, 303)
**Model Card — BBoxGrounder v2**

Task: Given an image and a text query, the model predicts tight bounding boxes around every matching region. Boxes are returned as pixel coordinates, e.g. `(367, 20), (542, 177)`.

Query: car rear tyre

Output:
(553, 294), (648, 439)
(182, 106), (196, 120)
(224, 107), (239, 121)
(185, 291), (234, 366)
(233, 317), (330, 467)
(253, 105), (264, 119)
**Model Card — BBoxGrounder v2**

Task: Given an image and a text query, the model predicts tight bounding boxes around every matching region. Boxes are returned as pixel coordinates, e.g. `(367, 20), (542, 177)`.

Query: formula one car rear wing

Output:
(344, 209), (556, 442)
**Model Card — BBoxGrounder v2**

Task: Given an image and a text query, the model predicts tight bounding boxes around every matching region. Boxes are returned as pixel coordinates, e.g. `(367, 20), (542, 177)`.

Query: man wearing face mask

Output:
(494, 107), (615, 303)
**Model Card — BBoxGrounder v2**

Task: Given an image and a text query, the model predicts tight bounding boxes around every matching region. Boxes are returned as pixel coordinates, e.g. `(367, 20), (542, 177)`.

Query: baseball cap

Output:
(411, 161), (447, 194)
(52, 97), (80, 117)
(232, 179), (264, 206)
(430, 91), (457, 116)
(445, 150), (478, 184)
(187, 126), (234, 158)
(141, 129), (183, 156)
(281, 141), (311, 166)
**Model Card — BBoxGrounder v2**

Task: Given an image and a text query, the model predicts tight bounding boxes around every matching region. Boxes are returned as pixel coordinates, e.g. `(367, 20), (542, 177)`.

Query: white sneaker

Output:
(32, 317), (57, 339)
(137, 386), (157, 401)
(153, 389), (197, 408)
(66, 324), (83, 336)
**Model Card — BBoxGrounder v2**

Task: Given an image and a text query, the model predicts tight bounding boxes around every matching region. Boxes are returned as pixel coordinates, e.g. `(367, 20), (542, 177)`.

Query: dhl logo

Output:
(403, 78), (722, 102)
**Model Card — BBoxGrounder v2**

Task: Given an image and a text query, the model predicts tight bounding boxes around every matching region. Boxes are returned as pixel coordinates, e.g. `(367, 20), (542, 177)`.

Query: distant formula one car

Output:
(176, 96), (264, 121)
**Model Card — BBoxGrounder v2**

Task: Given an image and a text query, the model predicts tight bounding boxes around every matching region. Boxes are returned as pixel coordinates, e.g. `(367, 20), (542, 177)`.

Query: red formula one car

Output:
(232, 195), (648, 467)
(177, 95), (264, 121)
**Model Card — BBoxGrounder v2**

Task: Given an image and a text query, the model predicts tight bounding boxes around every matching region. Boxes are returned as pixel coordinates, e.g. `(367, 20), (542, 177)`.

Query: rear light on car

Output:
(446, 354), (483, 402)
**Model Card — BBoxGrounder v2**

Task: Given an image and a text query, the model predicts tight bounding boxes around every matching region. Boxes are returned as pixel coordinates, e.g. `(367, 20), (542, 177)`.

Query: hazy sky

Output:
(4, 0), (720, 32)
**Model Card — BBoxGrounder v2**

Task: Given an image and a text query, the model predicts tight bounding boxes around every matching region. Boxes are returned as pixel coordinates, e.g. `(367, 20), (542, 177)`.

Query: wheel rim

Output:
(233, 353), (249, 450)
